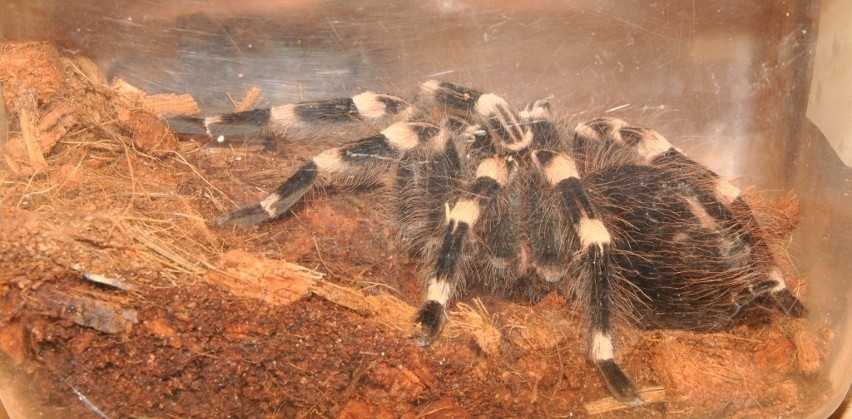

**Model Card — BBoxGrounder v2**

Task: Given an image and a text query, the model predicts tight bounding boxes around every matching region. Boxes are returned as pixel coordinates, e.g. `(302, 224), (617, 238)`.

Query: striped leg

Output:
(165, 91), (413, 142)
(217, 122), (442, 227)
(519, 98), (571, 282)
(394, 118), (467, 256)
(419, 80), (533, 152)
(576, 118), (805, 317)
(414, 156), (508, 347)
(532, 149), (642, 406)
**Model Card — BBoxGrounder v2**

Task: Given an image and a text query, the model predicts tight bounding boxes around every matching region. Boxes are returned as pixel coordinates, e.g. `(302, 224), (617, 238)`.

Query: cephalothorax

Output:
(168, 80), (805, 405)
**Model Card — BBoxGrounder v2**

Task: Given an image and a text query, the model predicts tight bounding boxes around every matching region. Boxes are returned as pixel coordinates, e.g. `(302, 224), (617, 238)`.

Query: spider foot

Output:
(772, 289), (807, 318)
(596, 359), (644, 407)
(165, 113), (271, 144)
(164, 115), (207, 134)
(217, 162), (317, 228)
(215, 204), (270, 228)
(413, 301), (446, 347)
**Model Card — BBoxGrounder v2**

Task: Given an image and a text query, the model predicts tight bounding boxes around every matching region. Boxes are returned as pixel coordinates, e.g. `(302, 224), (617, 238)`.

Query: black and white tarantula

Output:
(167, 80), (805, 405)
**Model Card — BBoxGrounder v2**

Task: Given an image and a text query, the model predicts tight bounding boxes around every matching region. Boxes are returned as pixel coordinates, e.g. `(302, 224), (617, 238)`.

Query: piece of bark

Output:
(33, 289), (138, 334)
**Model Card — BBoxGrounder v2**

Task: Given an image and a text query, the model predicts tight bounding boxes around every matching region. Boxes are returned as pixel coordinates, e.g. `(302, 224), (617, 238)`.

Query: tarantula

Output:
(166, 80), (805, 405)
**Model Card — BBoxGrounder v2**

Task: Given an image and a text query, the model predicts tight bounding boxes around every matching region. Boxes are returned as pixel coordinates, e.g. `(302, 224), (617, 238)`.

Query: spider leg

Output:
(217, 122), (441, 227)
(576, 118), (805, 317)
(414, 155), (508, 346)
(532, 149), (643, 406)
(394, 116), (499, 261)
(419, 80), (533, 151)
(165, 91), (413, 141)
(519, 99), (572, 282)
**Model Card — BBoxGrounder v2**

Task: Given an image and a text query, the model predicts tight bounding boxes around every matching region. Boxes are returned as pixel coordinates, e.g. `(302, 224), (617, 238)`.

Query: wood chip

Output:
(205, 252), (318, 306)
(36, 102), (76, 151)
(72, 263), (135, 291)
(16, 89), (47, 170)
(68, 55), (107, 86)
(312, 280), (418, 335)
(234, 87), (261, 112)
(111, 77), (200, 119)
(33, 289), (138, 334)
(584, 386), (666, 415)
(142, 93), (200, 117)
(111, 78), (144, 97)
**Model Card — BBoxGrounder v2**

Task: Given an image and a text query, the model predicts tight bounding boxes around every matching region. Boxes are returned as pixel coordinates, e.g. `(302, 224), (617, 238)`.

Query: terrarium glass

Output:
(1, 0), (849, 417)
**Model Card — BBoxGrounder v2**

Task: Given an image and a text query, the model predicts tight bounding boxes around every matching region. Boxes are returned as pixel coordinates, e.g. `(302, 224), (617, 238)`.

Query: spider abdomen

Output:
(586, 164), (766, 331)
